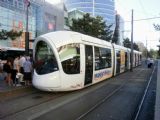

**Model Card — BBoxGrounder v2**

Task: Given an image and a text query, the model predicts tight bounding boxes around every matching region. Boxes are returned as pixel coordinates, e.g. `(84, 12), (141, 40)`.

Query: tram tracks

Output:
(76, 81), (127, 120)
(133, 65), (156, 120)
(75, 66), (153, 120)
(1, 65), (153, 120)
(0, 91), (67, 119)
(0, 73), (133, 120)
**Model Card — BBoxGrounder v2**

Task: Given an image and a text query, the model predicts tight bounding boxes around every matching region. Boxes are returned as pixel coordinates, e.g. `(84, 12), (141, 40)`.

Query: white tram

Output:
(32, 31), (142, 91)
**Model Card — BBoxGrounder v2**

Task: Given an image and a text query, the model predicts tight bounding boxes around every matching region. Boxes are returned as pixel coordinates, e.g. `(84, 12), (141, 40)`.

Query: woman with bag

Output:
(3, 59), (12, 86)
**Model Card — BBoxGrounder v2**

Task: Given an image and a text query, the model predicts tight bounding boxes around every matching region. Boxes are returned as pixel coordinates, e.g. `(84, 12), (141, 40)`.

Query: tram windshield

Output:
(34, 41), (58, 75)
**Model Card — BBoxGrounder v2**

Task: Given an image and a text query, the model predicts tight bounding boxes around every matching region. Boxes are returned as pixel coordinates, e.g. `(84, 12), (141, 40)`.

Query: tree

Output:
(158, 49), (160, 58)
(0, 29), (23, 40)
(0, 29), (8, 40)
(148, 49), (158, 58)
(70, 13), (113, 42)
(123, 37), (139, 51)
(153, 23), (160, 58)
(153, 23), (160, 31)
(133, 43), (139, 51)
(123, 38), (131, 48)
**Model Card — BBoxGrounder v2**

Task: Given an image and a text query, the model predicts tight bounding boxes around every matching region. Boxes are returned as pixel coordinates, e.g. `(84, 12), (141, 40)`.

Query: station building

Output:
(0, 0), (65, 49)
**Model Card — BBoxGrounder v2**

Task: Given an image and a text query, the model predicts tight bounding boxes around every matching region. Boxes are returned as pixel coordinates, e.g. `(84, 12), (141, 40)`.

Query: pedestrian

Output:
(12, 56), (21, 86)
(23, 56), (32, 86)
(3, 59), (13, 86)
(0, 59), (3, 70)
(0, 59), (6, 81)
(147, 58), (153, 68)
(19, 55), (26, 74)
(0, 67), (5, 81)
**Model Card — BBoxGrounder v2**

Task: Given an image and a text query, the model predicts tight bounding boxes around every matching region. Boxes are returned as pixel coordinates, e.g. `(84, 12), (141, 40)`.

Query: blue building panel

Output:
(65, 0), (115, 26)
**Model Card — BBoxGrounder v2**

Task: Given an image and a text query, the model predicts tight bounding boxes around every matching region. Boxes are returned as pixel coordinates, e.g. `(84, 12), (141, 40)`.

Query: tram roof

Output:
(37, 31), (112, 48)
(113, 44), (129, 51)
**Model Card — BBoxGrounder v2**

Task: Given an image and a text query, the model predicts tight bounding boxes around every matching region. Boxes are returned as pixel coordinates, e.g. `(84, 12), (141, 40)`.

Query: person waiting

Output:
(12, 56), (22, 86)
(23, 57), (32, 86)
(19, 55), (26, 74)
(3, 59), (12, 86)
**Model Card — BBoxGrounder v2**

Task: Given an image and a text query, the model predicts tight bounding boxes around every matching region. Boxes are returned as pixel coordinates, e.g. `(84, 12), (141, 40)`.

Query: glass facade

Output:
(0, 0), (64, 49)
(68, 9), (85, 26)
(0, 0), (39, 48)
(65, 0), (115, 25)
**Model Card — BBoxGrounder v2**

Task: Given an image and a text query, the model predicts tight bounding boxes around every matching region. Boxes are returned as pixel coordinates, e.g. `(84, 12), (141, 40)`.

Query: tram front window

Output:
(35, 41), (58, 75)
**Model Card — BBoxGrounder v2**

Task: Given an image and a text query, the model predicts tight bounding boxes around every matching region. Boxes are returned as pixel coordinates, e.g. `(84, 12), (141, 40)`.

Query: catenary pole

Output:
(25, 0), (30, 55)
(130, 9), (134, 72)
(146, 39), (148, 59)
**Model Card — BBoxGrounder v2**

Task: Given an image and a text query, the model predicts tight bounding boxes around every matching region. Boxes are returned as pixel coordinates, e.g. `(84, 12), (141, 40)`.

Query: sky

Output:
(45, 0), (61, 5)
(46, 0), (160, 50)
(115, 0), (160, 50)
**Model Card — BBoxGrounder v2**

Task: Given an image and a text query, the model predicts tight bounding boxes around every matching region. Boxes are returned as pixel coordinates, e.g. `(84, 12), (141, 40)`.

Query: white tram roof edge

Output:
(113, 43), (129, 51)
(36, 31), (112, 48)
(36, 31), (142, 54)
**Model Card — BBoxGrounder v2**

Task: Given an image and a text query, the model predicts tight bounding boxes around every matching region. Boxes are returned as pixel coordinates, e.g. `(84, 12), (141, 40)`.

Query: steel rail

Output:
(76, 81), (127, 120)
(134, 65), (156, 120)
(0, 92), (66, 119)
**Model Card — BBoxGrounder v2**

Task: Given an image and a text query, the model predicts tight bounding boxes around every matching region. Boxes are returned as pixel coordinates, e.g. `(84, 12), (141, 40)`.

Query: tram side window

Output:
(94, 47), (111, 70)
(35, 41), (58, 75)
(58, 43), (80, 74)
(140, 55), (142, 61)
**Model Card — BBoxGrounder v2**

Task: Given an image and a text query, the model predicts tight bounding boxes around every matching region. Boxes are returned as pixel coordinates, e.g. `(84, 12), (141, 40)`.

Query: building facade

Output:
(65, 0), (115, 26)
(0, 0), (64, 49)
(68, 9), (85, 26)
(114, 13), (124, 45)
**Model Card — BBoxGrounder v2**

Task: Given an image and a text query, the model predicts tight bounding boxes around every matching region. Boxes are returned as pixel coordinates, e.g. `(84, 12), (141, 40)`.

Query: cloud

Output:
(45, 0), (62, 5)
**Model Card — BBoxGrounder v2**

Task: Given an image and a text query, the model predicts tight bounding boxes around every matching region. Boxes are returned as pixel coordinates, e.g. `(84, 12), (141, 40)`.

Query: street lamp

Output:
(25, 0), (30, 55)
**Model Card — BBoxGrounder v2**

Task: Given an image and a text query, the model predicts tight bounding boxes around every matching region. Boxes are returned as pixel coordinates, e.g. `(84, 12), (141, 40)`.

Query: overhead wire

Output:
(138, 0), (155, 49)
(123, 16), (160, 23)
(115, 0), (160, 50)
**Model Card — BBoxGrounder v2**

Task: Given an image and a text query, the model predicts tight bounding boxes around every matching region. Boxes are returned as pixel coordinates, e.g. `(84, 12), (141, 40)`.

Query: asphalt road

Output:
(0, 64), (154, 120)
(34, 67), (152, 120)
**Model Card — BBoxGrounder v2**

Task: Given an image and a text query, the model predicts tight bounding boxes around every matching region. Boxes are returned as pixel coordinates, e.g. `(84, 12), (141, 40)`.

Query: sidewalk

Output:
(155, 60), (160, 120)
(0, 80), (35, 99)
(0, 77), (30, 92)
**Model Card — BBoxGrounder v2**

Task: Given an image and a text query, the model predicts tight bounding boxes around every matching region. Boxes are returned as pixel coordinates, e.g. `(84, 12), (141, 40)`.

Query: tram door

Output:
(84, 45), (93, 85)
(125, 52), (128, 71)
(116, 51), (121, 74)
